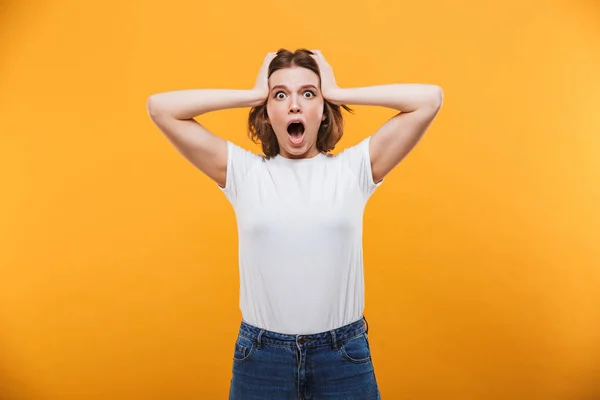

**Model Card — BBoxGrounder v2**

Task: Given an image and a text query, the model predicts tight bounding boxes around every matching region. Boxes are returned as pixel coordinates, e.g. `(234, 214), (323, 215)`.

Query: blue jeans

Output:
(229, 315), (381, 399)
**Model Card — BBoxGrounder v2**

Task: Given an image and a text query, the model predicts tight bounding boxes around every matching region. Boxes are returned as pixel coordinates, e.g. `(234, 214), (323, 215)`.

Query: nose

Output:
(289, 103), (301, 114)
(289, 94), (301, 114)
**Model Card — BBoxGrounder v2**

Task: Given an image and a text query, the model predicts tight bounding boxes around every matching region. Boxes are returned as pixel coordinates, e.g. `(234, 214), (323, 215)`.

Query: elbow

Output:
(432, 86), (444, 108)
(146, 95), (165, 118)
(421, 86), (443, 111)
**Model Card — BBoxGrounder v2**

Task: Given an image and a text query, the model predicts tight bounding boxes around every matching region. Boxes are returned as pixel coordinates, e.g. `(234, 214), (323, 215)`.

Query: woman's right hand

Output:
(251, 52), (277, 105)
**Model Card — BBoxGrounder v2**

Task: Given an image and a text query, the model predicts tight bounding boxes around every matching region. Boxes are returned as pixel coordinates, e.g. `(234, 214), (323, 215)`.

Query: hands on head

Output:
(252, 50), (340, 105)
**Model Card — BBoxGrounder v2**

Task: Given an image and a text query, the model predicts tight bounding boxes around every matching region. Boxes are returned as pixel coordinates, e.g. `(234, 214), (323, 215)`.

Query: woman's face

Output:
(266, 66), (325, 159)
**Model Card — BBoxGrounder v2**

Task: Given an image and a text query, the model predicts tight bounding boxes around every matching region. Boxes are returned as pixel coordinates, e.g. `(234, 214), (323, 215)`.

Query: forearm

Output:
(326, 84), (443, 113)
(147, 89), (265, 120)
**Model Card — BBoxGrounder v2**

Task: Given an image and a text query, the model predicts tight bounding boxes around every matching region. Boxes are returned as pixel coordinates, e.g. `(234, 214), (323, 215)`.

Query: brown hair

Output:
(248, 48), (353, 158)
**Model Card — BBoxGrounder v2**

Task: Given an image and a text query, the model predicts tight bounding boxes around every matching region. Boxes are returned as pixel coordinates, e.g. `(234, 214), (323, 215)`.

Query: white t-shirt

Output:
(218, 136), (383, 334)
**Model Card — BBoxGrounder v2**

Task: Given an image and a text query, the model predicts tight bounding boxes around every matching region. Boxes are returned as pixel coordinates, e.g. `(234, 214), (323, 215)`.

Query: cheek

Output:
(266, 104), (278, 121)
(309, 103), (324, 120)
(269, 112), (284, 125)
(267, 109), (286, 130)
(267, 102), (283, 115)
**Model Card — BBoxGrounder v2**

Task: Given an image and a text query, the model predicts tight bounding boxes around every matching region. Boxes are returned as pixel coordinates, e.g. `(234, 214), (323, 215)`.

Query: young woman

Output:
(147, 48), (443, 399)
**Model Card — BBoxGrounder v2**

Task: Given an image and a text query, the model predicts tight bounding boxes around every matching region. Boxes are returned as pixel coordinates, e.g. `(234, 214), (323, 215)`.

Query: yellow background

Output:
(1, 0), (599, 398)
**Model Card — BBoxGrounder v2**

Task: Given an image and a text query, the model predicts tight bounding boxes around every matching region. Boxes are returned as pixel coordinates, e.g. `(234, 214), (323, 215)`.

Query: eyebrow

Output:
(271, 84), (318, 92)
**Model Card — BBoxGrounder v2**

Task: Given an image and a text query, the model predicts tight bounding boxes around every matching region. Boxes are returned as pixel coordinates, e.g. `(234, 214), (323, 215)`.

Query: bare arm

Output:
(147, 89), (266, 119)
(146, 52), (276, 188)
(146, 89), (265, 188)
(311, 50), (443, 185)
(324, 84), (443, 184)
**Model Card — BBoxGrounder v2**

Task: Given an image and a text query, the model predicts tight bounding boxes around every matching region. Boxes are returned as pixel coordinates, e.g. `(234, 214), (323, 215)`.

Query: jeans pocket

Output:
(340, 333), (372, 364)
(233, 335), (256, 363)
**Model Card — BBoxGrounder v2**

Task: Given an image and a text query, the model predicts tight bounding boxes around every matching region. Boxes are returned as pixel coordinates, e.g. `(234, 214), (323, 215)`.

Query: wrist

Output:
(323, 87), (344, 105)
(248, 89), (268, 107)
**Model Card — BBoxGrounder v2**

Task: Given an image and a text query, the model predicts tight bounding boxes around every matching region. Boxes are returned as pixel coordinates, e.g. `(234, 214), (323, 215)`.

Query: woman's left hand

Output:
(311, 50), (340, 103)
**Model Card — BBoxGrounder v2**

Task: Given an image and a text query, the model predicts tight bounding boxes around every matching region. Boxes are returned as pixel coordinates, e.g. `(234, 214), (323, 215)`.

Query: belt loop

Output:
(330, 329), (338, 350)
(363, 315), (369, 335)
(256, 330), (264, 349)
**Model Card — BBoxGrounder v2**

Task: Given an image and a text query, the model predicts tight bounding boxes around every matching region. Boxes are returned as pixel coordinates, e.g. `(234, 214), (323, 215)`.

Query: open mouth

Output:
(287, 122), (305, 144)
(287, 122), (305, 136)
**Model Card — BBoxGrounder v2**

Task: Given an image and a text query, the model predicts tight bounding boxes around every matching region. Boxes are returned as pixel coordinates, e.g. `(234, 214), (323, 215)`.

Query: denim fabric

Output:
(229, 315), (381, 399)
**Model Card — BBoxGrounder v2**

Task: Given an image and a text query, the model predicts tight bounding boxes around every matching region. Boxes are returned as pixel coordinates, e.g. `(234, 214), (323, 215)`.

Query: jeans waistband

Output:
(238, 315), (370, 350)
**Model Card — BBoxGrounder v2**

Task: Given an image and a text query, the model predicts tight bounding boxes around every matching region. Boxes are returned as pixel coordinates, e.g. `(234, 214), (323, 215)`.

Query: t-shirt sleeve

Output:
(217, 140), (263, 203)
(338, 136), (384, 199)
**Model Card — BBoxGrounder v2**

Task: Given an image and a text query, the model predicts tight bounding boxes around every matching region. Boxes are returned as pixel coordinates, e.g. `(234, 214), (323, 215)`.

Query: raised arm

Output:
(311, 50), (443, 185)
(324, 84), (443, 184)
(146, 53), (276, 187)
